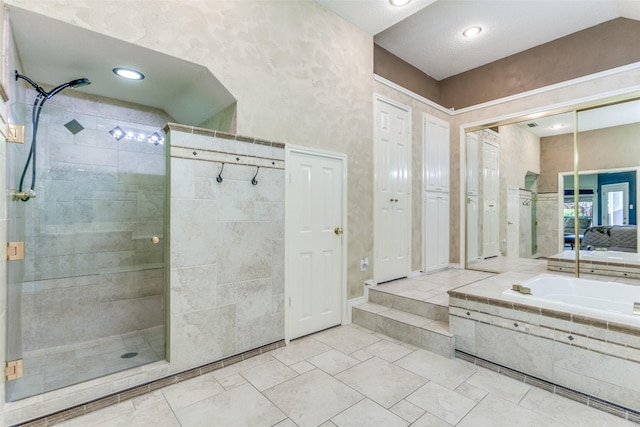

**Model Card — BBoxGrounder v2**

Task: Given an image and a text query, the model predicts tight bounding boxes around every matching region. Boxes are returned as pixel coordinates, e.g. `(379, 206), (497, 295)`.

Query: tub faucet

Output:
(634, 302), (640, 316)
(512, 284), (532, 295)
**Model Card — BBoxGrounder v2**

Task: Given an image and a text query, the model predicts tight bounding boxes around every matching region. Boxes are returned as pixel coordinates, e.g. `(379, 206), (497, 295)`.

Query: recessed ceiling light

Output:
(389, 0), (411, 6)
(462, 26), (482, 38)
(113, 67), (145, 80)
(550, 123), (566, 130)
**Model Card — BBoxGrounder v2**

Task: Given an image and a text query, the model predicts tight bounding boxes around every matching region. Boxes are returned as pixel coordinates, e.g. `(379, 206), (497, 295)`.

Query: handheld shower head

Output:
(15, 70), (91, 99)
(69, 78), (91, 88)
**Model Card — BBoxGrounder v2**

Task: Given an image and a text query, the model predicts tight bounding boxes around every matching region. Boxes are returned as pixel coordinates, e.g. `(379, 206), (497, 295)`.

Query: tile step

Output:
(352, 302), (455, 359)
(368, 287), (449, 323)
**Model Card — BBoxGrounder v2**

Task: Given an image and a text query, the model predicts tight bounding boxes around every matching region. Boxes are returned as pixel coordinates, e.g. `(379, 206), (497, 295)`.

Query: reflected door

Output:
(482, 142), (499, 257)
(602, 183), (629, 225)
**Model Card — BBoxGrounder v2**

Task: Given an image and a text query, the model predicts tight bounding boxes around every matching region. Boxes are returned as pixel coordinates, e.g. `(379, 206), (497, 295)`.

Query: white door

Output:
(286, 148), (346, 341)
(424, 192), (450, 272)
(602, 183), (629, 225)
(374, 97), (411, 283)
(424, 114), (450, 192)
(482, 141), (499, 258)
(507, 186), (519, 258)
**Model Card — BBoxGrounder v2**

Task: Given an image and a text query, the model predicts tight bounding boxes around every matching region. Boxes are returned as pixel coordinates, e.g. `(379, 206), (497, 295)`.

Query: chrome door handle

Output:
(334, 227), (343, 235)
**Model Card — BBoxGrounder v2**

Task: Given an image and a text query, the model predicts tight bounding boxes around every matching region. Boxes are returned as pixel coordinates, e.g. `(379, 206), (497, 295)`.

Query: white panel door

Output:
(424, 192), (450, 272)
(482, 142), (499, 258)
(374, 97), (410, 283)
(466, 132), (479, 196)
(286, 149), (345, 340)
(424, 115), (450, 193)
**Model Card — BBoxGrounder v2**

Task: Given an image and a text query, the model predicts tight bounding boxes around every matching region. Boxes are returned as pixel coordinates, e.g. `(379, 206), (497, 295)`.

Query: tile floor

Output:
(54, 324), (638, 427)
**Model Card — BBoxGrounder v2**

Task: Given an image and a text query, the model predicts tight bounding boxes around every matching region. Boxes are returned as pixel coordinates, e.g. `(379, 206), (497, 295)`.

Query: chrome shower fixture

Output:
(15, 70), (91, 99)
(14, 70), (91, 202)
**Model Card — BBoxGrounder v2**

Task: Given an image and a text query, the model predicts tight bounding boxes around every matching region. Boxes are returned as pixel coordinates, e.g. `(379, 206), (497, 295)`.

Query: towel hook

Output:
(251, 166), (260, 185)
(216, 163), (225, 183)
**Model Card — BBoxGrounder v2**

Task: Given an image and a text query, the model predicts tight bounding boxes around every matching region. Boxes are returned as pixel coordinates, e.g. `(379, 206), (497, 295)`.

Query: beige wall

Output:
(540, 122), (640, 193)
(7, 0), (375, 299)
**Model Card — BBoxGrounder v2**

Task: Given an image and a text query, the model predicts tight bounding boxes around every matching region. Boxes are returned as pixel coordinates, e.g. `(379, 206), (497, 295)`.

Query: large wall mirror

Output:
(464, 96), (640, 275)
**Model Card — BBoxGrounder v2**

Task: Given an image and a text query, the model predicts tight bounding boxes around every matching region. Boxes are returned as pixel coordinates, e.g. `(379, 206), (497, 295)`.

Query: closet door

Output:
(482, 141), (499, 258)
(424, 115), (450, 193)
(374, 96), (411, 283)
(424, 192), (450, 272)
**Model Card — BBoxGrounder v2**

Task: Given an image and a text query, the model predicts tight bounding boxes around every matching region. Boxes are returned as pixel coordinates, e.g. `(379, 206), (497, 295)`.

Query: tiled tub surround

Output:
(448, 272), (640, 413)
(167, 124), (285, 372)
(548, 250), (640, 279)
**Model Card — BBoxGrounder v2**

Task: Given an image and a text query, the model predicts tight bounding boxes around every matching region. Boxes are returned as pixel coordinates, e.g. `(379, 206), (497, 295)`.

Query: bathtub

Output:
(501, 273), (640, 328)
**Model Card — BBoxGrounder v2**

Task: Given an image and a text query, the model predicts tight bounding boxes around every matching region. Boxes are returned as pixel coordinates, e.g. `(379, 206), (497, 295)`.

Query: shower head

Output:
(15, 70), (91, 99)
(69, 78), (91, 88)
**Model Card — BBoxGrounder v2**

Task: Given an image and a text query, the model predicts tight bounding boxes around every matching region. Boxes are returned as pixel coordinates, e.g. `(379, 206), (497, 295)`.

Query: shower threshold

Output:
(7, 325), (164, 402)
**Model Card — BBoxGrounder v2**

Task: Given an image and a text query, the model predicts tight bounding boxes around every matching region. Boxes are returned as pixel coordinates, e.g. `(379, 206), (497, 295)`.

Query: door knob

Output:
(151, 236), (160, 244)
(334, 227), (343, 235)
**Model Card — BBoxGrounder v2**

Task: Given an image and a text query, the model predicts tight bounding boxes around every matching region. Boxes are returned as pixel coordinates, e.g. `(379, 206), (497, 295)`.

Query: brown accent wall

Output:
(539, 122), (640, 193)
(441, 18), (640, 109)
(375, 18), (640, 110)
(374, 44), (440, 103)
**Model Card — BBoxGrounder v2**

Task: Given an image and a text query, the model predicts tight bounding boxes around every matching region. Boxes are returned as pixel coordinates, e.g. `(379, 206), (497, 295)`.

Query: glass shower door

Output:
(5, 103), (166, 401)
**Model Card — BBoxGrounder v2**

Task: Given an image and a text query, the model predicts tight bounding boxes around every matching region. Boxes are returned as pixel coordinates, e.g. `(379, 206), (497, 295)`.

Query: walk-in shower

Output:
(5, 84), (167, 401)
(13, 71), (91, 202)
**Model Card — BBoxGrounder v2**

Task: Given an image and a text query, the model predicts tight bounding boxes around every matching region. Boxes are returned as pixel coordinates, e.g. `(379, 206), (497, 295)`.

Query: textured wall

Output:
(7, 0), (374, 300)
(374, 44), (440, 104)
(440, 18), (640, 109)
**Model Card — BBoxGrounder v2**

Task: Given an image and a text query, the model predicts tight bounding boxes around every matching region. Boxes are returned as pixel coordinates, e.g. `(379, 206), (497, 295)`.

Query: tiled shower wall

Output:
(535, 192), (560, 256)
(167, 125), (284, 372)
(9, 95), (171, 352)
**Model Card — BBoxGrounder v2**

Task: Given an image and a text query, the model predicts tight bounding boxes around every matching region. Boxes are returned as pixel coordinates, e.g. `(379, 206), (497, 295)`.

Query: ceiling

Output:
(315, 0), (640, 81)
(8, 6), (235, 127)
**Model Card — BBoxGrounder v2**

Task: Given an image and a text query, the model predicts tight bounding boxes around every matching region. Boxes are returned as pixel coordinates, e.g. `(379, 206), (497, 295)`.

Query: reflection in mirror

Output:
(465, 98), (640, 276)
(465, 112), (569, 273)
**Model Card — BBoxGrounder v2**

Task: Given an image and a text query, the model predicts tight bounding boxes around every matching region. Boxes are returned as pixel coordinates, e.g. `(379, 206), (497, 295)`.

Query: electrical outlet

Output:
(360, 257), (369, 272)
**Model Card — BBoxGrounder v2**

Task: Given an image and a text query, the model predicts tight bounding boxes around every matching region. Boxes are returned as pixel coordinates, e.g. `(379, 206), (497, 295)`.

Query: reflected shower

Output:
(13, 70), (91, 201)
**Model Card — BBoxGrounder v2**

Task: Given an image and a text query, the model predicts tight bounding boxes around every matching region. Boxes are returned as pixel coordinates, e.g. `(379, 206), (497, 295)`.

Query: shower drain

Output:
(120, 352), (139, 359)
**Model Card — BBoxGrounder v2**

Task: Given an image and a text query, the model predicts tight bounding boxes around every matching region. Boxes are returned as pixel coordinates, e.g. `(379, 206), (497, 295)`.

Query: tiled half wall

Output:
(166, 124), (285, 372)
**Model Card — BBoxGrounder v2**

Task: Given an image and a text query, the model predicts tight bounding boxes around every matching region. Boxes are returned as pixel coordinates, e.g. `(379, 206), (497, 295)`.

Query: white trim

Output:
(374, 61), (640, 116)
(373, 94), (413, 282)
(374, 74), (452, 114)
(284, 145), (348, 343)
